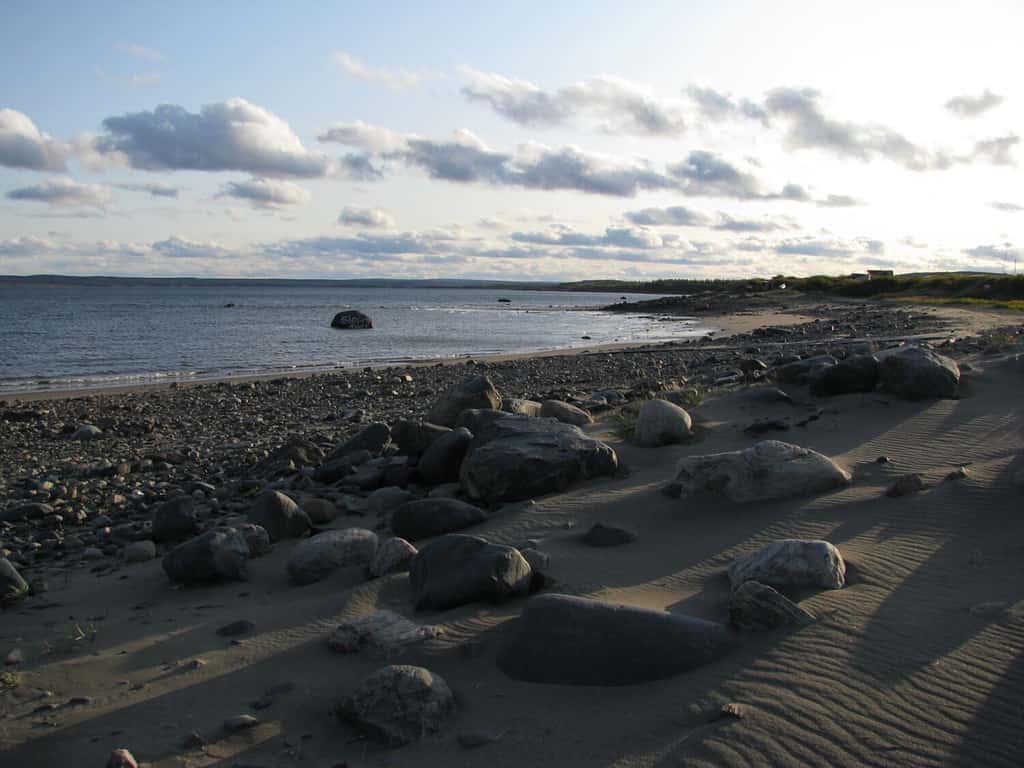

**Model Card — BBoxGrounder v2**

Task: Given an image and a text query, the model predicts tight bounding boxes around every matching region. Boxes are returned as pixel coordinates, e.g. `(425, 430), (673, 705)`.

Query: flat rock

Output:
(728, 539), (846, 590)
(580, 523), (637, 547)
(392, 498), (487, 541)
(409, 534), (532, 610)
(540, 399), (593, 426)
(369, 537), (418, 578)
(335, 665), (456, 746)
(671, 440), (851, 504)
(497, 594), (734, 685)
(774, 355), (837, 385)
(287, 528), (378, 585)
(428, 375), (502, 428)
(878, 346), (960, 399)
(633, 399), (692, 447)
(247, 490), (311, 542)
(163, 529), (250, 584)
(729, 580), (816, 631)
(460, 416), (618, 503)
(418, 427), (473, 485)
(328, 610), (442, 656)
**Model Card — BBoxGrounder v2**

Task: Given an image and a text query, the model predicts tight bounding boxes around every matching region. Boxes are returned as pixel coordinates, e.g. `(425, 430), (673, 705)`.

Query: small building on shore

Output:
(867, 269), (894, 280)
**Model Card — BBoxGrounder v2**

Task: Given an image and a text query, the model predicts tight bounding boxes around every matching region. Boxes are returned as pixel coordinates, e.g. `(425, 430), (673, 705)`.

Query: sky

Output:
(1, 0), (1022, 281)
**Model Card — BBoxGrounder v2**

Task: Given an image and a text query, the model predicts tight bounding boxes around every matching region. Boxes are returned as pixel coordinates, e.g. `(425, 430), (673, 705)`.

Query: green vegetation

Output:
(556, 273), (1024, 310)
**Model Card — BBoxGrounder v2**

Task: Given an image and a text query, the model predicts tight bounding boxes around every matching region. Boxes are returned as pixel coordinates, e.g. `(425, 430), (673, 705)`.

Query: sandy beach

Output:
(1, 297), (1022, 768)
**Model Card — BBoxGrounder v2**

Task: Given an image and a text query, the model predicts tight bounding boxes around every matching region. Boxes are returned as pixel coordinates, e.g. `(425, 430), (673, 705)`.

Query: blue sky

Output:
(1, 1), (1022, 279)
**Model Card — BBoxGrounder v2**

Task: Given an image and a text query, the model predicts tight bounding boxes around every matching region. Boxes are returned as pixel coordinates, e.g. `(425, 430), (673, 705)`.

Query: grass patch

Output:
(891, 296), (1024, 311)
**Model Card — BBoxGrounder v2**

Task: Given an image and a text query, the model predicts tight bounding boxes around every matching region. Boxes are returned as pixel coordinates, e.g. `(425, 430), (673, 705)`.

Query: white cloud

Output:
(6, 177), (112, 208)
(334, 51), (422, 89)
(945, 89), (1004, 118)
(0, 108), (69, 171)
(338, 206), (396, 228)
(90, 98), (334, 178)
(114, 181), (180, 198)
(115, 43), (164, 61)
(216, 177), (311, 209)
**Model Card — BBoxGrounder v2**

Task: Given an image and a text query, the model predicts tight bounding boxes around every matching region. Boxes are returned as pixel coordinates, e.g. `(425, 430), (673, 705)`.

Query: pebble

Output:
(223, 714), (260, 732)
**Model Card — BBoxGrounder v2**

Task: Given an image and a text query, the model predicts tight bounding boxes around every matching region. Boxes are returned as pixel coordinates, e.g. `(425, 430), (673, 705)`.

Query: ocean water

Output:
(0, 280), (703, 394)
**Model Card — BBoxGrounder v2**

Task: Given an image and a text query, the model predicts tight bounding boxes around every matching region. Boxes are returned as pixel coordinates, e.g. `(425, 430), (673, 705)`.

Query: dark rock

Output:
(106, 749), (138, 768)
(460, 416), (618, 503)
(540, 399), (593, 426)
(418, 427), (473, 485)
(1, 502), (53, 522)
(886, 473), (925, 497)
(428, 375), (502, 427)
(878, 346), (960, 399)
(253, 436), (325, 477)
(497, 594), (734, 685)
(409, 534), (532, 610)
(335, 665), (455, 746)
(330, 310), (373, 329)
(369, 537), (418, 577)
(287, 528), (378, 585)
(740, 386), (794, 406)
(223, 714), (260, 732)
(728, 580), (815, 631)
(327, 423), (391, 461)
(774, 355), (837, 385)
(247, 490), (310, 542)
(392, 420), (450, 456)
(580, 523), (637, 547)
(162, 529), (250, 584)
(454, 409), (509, 434)
(809, 354), (879, 397)
(392, 499), (486, 541)
(216, 619), (256, 637)
(151, 496), (199, 543)
(743, 419), (789, 436)
(313, 449), (371, 483)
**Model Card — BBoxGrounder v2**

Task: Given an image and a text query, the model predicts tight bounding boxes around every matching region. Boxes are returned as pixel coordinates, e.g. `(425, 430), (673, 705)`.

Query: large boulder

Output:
(328, 610), (442, 656)
(287, 528), (378, 585)
(728, 580), (816, 631)
(335, 665), (456, 746)
(162, 529), (250, 584)
(633, 399), (693, 447)
(409, 534), (532, 610)
(331, 310), (373, 329)
(878, 346), (960, 399)
(540, 400), (593, 426)
(392, 498), (486, 541)
(728, 539), (846, 590)
(454, 409), (509, 434)
(460, 416), (618, 503)
(671, 440), (851, 504)
(417, 427), (473, 485)
(501, 398), (542, 416)
(428, 376), (502, 427)
(151, 496), (199, 542)
(497, 594), (734, 685)
(809, 355), (879, 397)
(247, 490), (311, 542)
(0, 557), (29, 605)
(392, 420), (450, 456)
(774, 355), (837, 386)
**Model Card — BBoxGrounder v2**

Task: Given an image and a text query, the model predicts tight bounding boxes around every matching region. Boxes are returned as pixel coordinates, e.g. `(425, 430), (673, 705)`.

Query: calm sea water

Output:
(0, 280), (703, 394)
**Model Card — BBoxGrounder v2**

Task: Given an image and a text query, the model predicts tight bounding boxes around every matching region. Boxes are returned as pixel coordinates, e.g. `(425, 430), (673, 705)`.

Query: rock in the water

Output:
(497, 593), (733, 685)
(162, 529), (250, 584)
(392, 420), (450, 456)
(327, 423), (391, 461)
(392, 498), (486, 541)
(409, 534), (532, 610)
(247, 490), (311, 542)
(878, 346), (960, 399)
(369, 537), (418, 578)
(501, 397), (542, 416)
(633, 399), (692, 447)
(123, 540), (156, 563)
(729, 580), (815, 631)
(540, 399), (593, 426)
(151, 495), (199, 542)
(330, 310), (373, 329)
(580, 523), (637, 547)
(671, 440), (851, 504)
(809, 355), (879, 397)
(728, 539), (846, 590)
(460, 416), (618, 503)
(328, 610), (442, 656)
(428, 375), (502, 428)
(886, 473), (925, 497)
(418, 427), (473, 485)
(335, 665), (456, 746)
(0, 557), (29, 604)
(287, 528), (378, 585)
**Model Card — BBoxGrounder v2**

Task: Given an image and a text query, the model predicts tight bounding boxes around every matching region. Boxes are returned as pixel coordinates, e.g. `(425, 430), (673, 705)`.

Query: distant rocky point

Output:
(331, 310), (373, 329)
